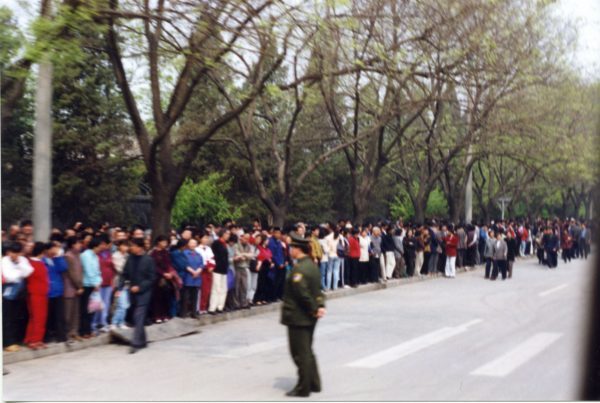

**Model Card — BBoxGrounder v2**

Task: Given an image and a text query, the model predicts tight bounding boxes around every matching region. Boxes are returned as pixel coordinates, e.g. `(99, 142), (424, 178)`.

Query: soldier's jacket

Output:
(281, 256), (325, 327)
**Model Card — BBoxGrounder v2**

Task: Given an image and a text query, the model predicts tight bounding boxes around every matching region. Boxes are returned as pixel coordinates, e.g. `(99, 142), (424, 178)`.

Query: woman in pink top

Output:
(252, 234), (273, 305)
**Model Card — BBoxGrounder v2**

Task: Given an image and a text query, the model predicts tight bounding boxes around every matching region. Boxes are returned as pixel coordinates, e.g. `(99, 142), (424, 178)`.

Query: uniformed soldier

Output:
(281, 232), (326, 397)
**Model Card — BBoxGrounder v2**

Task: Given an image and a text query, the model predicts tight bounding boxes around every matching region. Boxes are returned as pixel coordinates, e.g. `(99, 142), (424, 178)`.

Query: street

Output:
(3, 256), (594, 401)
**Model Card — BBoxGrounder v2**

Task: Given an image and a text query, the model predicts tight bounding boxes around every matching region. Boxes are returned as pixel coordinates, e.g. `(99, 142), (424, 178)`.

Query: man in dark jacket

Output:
(506, 230), (519, 278)
(281, 232), (326, 398)
(117, 237), (156, 354)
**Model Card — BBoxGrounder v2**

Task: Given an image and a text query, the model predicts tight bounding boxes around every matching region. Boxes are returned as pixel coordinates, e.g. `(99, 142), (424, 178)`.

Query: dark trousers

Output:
(274, 267), (286, 300)
(359, 261), (369, 284)
(428, 252), (438, 275)
(546, 250), (558, 268)
(485, 257), (493, 278)
(562, 248), (571, 264)
(253, 263), (271, 303)
(478, 242), (486, 265)
(2, 296), (28, 347)
(342, 258), (350, 286)
(368, 257), (380, 283)
(287, 324), (321, 394)
(79, 287), (95, 336)
(537, 247), (545, 264)
(492, 260), (507, 280)
(422, 253), (431, 274)
(132, 302), (149, 348)
(46, 296), (67, 342)
(152, 284), (172, 321)
(234, 268), (249, 309)
(437, 253), (446, 273)
(348, 258), (359, 287)
(456, 250), (464, 268)
(405, 255), (415, 277)
(180, 286), (199, 318)
(508, 260), (514, 278)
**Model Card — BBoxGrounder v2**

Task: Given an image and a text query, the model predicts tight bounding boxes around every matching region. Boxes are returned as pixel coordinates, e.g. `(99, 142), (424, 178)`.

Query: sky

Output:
(4, 0), (600, 80)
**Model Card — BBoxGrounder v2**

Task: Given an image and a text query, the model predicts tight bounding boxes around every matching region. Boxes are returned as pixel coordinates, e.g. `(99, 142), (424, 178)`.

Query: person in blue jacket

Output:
(182, 239), (203, 318)
(170, 239), (189, 317)
(268, 228), (286, 301)
(43, 241), (68, 343)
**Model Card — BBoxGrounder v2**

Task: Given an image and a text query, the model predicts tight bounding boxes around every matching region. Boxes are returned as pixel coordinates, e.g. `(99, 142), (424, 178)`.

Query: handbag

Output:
(249, 259), (258, 273)
(87, 290), (104, 313)
(227, 267), (235, 290)
(2, 280), (25, 301)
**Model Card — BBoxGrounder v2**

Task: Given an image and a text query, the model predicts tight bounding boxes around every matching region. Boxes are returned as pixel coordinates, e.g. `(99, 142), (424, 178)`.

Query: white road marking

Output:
(539, 284), (569, 297)
(346, 319), (483, 369)
(471, 332), (562, 377)
(210, 323), (359, 358)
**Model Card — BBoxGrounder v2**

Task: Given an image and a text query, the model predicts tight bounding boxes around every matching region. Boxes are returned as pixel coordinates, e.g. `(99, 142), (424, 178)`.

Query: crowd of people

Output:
(1, 216), (593, 352)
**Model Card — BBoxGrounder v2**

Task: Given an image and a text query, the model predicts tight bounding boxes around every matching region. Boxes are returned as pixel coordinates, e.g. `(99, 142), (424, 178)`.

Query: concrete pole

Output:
(465, 164), (473, 224)
(33, 60), (53, 241)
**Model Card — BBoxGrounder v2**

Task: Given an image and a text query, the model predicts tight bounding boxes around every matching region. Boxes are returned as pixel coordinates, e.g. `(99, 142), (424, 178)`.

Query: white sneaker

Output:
(118, 324), (131, 329)
(108, 324), (116, 331)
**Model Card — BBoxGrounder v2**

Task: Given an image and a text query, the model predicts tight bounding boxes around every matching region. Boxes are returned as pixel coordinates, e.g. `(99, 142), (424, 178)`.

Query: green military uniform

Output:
(281, 233), (326, 397)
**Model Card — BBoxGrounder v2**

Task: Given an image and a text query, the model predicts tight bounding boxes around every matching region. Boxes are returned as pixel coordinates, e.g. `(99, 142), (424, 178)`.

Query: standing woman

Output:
(196, 230), (215, 314)
(358, 228), (370, 285)
(444, 225), (459, 278)
(25, 242), (50, 350)
(281, 233), (326, 397)
(491, 231), (508, 280)
(483, 230), (495, 279)
(317, 228), (329, 290)
(2, 242), (34, 352)
(505, 230), (519, 279)
(63, 237), (83, 342)
(560, 228), (572, 264)
(209, 229), (230, 314)
(79, 237), (102, 338)
(415, 229), (425, 276)
(370, 227), (383, 283)
(182, 239), (203, 318)
(421, 228), (431, 275)
(150, 235), (175, 323)
(403, 229), (417, 277)
(346, 228), (361, 287)
(253, 234), (273, 305)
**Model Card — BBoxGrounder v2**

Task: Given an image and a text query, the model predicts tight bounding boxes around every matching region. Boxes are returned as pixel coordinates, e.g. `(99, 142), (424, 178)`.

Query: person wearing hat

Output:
(281, 232), (326, 397)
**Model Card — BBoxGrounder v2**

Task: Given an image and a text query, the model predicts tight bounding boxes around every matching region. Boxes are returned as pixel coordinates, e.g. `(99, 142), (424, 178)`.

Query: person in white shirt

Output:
(358, 228), (371, 285)
(2, 242), (34, 352)
(196, 231), (216, 314)
(318, 228), (330, 290)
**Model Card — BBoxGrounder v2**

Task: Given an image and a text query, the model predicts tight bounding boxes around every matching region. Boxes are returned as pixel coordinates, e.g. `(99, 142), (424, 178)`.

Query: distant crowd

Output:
(2, 216), (593, 352)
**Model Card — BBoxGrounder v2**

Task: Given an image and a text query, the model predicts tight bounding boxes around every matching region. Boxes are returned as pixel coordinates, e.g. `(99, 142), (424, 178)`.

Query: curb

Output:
(3, 264), (481, 365)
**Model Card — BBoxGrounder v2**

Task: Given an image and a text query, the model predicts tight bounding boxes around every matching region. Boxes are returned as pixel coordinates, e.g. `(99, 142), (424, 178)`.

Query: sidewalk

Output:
(3, 264), (483, 365)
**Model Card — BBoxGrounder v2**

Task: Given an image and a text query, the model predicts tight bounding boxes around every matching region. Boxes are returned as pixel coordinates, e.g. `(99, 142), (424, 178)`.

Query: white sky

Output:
(5, 0), (600, 80)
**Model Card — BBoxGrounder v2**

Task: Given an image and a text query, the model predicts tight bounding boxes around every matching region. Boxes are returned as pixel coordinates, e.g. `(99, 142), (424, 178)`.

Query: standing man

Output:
(281, 233), (326, 398)
(117, 238), (156, 354)
(233, 233), (254, 309)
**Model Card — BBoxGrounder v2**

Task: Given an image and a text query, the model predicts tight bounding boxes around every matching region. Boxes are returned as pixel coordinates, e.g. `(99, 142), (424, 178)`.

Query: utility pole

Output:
(33, 0), (53, 241)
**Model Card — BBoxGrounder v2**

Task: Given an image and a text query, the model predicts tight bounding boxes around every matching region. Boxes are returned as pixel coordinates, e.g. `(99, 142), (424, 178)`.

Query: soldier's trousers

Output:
(287, 324), (321, 394)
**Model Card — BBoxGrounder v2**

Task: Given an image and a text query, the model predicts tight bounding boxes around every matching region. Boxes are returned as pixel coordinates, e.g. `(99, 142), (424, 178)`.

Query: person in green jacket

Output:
(281, 232), (326, 397)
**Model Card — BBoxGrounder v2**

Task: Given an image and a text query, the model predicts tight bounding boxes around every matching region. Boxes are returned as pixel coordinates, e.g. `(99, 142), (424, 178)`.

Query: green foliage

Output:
(389, 187), (449, 221)
(172, 174), (244, 229)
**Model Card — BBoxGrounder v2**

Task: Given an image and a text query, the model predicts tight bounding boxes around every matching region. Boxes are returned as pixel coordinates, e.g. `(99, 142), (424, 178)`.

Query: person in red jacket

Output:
(444, 225), (459, 278)
(347, 228), (361, 287)
(25, 242), (50, 350)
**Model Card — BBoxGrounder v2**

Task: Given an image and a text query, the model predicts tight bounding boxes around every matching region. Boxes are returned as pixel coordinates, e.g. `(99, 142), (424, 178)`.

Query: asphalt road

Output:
(3, 255), (594, 401)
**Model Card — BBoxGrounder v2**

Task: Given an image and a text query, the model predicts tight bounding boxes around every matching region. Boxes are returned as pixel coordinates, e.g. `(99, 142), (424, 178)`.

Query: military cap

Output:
(288, 232), (310, 248)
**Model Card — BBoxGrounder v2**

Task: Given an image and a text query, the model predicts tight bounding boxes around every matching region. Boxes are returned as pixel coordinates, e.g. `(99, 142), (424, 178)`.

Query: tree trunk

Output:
(271, 205), (288, 229)
(352, 177), (376, 225)
(150, 190), (173, 237)
(413, 201), (425, 224)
